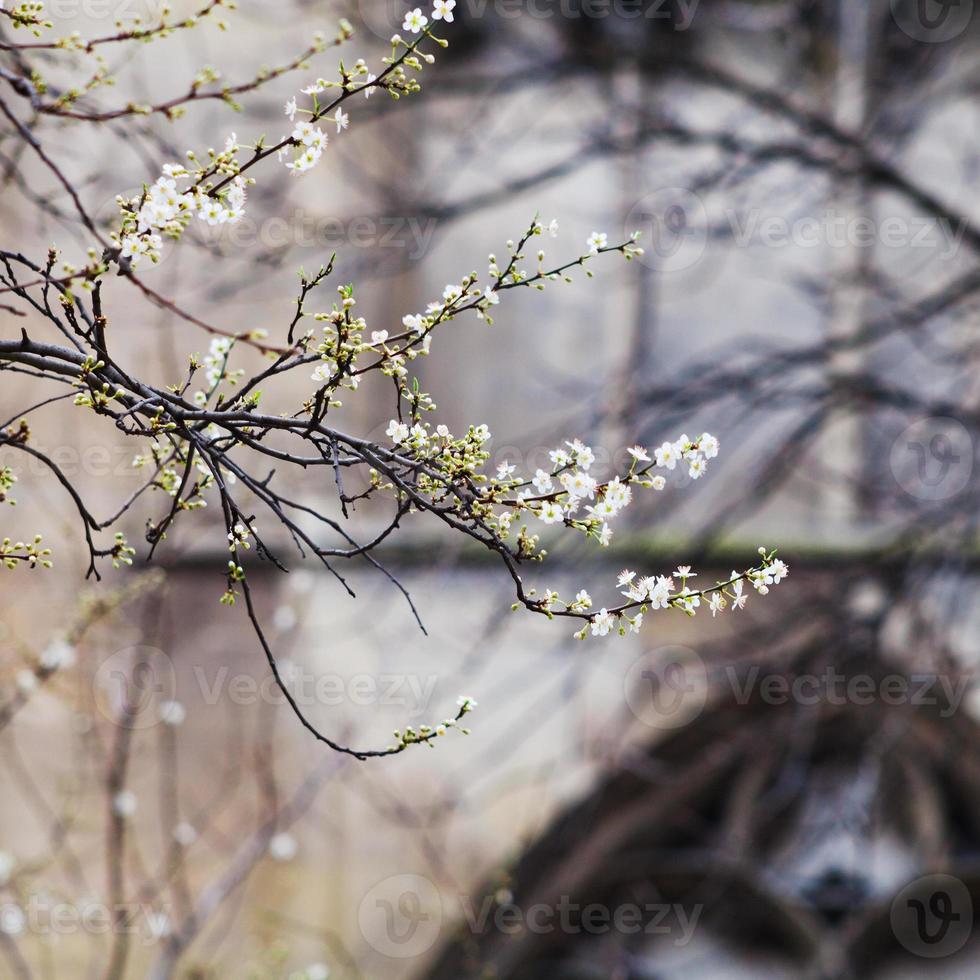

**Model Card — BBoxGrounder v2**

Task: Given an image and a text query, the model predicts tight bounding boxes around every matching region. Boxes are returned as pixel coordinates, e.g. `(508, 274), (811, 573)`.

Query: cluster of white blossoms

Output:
(278, 55), (375, 175)
(279, 105), (349, 175)
(401, 0), (456, 32)
(377, 396), (789, 639)
(374, 395), (787, 646)
(562, 550), (789, 639)
(106, 13), (437, 282)
(380, 428), (711, 551)
(191, 334), (244, 407)
(652, 430), (719, 479)
(117, 151), (248, 266)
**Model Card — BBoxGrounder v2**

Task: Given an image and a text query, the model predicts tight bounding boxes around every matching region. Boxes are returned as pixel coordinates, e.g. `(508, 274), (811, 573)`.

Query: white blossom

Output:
(173, 822), (198, 847)
(567, 439), (595, 469)
(113, 791), (137, 819)
(16, 670), (36, 693)
(655, 441), (679, 469)
(386, 420), (409, 444)
(40, 639), (76, 671)
(311, 362), (335, 383)
(268, 832), (297, 861)
(531, 469), (553, 493)
(648, 576), (673, 609)
(590, 608), (614, 636)
(159, 700), (186, 726)
(537, 500), (563, 524)
(560, 470), (596, 499)
(587, 231), (608, 254)
(432, 0), (456, 20)
(402, 7), (428, 32)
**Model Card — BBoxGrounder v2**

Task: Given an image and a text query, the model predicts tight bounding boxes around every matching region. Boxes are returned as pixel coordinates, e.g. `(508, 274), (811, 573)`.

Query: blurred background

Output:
(3, 0), (980, 976)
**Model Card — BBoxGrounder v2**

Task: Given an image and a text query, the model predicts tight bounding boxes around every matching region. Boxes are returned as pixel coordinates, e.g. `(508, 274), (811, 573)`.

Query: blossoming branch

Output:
(0, 2), (787, 759)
